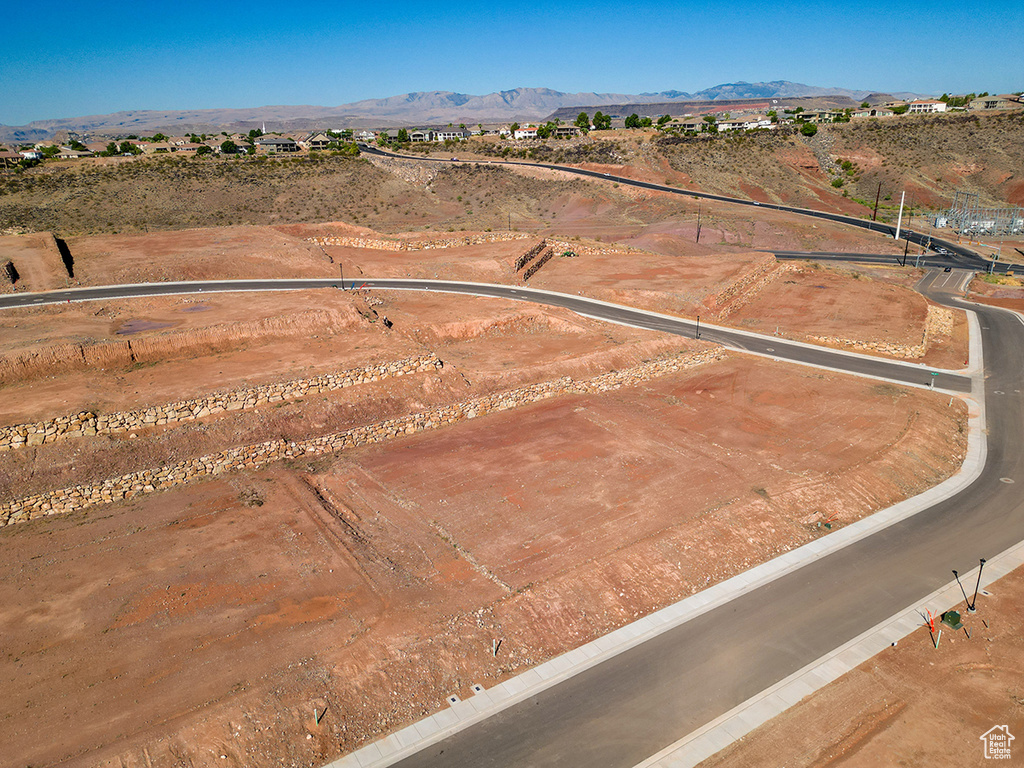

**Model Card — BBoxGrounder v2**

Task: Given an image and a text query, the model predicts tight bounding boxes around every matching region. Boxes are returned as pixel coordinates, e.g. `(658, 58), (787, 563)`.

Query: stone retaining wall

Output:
(514, 241), (547, 272)
(523, 248), (556, 280)
(0, 354), (442, 452)
(807, 305), (954, 359)
(712, 258), (789, 319)
(1, 349), (724, 525)
(309, 232), (529, 251)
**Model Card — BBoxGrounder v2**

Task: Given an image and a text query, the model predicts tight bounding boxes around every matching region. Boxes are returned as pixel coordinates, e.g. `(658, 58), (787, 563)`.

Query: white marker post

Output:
(894, 191), (906, 241)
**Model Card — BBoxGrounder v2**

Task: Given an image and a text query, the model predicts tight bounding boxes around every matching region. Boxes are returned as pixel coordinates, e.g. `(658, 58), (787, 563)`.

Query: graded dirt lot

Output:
(0, 188), (975, 767)
(1, 354), (967, 768)
(698, 563), (1024, 768)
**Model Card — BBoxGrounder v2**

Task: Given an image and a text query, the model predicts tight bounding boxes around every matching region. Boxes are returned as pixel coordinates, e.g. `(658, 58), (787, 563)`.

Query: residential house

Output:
(410, 130), (433, 142)
(174, 142), (202, 154)
(799, 111), (842, 124)
(665, 118), (702, 132)
(513, 125), (538, 139)
(57, 147), (93, 159)
(435, 128), (470, 141)
(853, 107), (894, 118)
(716, 118), (746, 131)
(140, 142), (172, 154)
(553, 125), (580, 138)
(254, 137), (300, 153)
(745, 116), (774, 130)
(0, 150), (22, 169)
(907, 100), (947, 113)
(968, 94), (1024, 111)
(355, 130), (376, 142)
(85, 141), (110, 154)
(19, 149), (43, 160)
(302, 132), (333, 150)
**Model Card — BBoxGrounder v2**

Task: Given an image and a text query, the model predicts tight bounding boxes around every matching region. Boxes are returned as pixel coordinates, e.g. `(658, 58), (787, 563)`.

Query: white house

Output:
(908, 100), (947, 113)
(716, 118), (746, 131)
(513, 125), (538, 139)
(434, 128), (469, 142)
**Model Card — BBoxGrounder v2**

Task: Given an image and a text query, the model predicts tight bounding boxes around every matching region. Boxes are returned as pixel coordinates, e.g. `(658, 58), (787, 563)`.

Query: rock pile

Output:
(309, 232), (528, 251)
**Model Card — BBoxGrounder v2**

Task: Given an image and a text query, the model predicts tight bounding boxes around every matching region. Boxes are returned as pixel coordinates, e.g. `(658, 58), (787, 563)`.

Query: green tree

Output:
(119, 141), (140, 155)
(103, 141), (119, 156)
(221, 140), (239, 154)
(891, 104), (910, 115)
(800, 122), (818, 136)
(41, 145), (60, 158)
(702, 114), (718, 133)
(767, 110), (778, 123)
(196, 145), (212, 155)
(639, 116), (653, 127)
(624, 113), (641, 128)
(248, 128), (263, 140)
(861, 101), (870, 108)
(509, 122), (520, 132)
(592, 111), (612, 130)
(575, 112), (590, 131)
(69, 138), (87, 150)
(397, 128), (409, 143)
(657, 114), (672, 126)
(152, 133), (167, 142)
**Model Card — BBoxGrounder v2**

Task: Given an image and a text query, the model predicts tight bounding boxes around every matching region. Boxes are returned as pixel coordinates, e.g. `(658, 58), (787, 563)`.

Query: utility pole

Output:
(696, 203), (702, 244)
(872, 182), (882, 221)
(894, 191), (906, 241)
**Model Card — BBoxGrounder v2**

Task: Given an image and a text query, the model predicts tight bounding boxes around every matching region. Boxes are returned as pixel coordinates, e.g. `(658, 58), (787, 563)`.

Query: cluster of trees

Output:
(573, 111), (611, 131)
(941, 92), (983, 108)
(99, 141), (142, 157)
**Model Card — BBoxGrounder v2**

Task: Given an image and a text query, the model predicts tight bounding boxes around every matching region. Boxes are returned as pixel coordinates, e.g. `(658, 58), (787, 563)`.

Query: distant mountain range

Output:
(0, 81), (925, 144)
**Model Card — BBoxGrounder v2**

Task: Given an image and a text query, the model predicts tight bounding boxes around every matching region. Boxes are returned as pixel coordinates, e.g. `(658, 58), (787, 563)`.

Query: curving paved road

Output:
(358, 144), (1006, 273)
(380, 272), (1024, 768)
(0, 278), (971, 393)
(4, 270), (1018, 768)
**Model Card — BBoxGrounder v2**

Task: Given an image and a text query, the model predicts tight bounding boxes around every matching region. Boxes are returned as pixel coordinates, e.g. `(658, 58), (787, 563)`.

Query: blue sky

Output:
(1, 0), (1020, 125)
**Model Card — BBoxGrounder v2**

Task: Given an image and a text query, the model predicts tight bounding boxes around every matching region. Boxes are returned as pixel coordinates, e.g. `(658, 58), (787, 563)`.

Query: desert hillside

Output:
(2, 111), (1020, 241)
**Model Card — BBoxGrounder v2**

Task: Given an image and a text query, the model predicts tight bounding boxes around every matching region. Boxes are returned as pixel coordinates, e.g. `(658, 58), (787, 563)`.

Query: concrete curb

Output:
(325, 307), (987, 768)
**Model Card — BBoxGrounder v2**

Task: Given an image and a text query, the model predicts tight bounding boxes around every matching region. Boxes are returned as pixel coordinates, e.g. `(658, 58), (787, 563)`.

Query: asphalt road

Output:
(388, 273), (1023, 768)
(0, 278), (970, 393)
(3, 271), (1010, 767)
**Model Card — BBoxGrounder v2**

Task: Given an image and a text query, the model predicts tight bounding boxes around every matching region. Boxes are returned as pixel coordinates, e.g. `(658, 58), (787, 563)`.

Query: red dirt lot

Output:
(0, 232), (70, 292)
(0, 355), (967, 768)
(698, 563), (1024, 768)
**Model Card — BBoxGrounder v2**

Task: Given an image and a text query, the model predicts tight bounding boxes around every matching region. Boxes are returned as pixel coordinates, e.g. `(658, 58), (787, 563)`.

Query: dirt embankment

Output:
(0, 305), (366, 384)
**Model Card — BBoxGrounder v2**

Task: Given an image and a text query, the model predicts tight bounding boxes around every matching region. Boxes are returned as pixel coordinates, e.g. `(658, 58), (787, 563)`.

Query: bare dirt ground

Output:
(967, 274), (1024, 313)
(1, 354), (967, 768)
(698, 563), (1024, 768)
(0, 174), (976, 767)
(0, 231), (69, 292)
